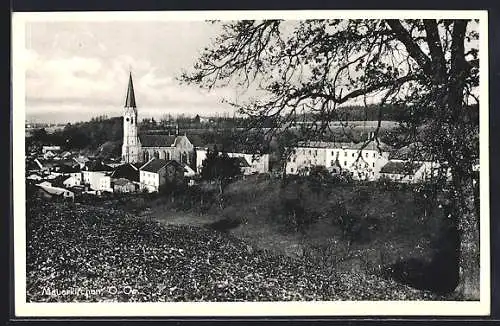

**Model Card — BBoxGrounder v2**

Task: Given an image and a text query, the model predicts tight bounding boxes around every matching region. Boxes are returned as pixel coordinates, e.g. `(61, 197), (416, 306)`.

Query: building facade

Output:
(285, 138), (391, 181)
(139, 158), (185, 192)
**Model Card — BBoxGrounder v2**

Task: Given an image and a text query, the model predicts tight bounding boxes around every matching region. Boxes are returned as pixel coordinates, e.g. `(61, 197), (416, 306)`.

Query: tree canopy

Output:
(181, 18), (482, 299)
(200, 146), (242, 195)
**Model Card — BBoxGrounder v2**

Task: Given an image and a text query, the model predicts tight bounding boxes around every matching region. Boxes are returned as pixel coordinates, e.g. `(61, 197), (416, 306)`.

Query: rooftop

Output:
(380, 161), (423, 175)
(140, 158), (168, 173)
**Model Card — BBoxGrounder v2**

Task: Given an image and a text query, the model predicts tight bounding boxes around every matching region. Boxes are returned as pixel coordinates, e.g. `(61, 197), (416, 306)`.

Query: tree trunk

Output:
(452, 174), (481, 300)
(457, 211), (480, 299)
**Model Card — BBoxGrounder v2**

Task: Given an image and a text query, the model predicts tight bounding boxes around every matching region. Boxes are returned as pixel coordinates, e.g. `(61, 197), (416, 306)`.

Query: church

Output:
(121, 72), (196, 167)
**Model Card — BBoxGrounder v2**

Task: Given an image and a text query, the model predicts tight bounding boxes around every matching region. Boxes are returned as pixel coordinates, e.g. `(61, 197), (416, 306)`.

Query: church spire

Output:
(125, 71), (136, 108)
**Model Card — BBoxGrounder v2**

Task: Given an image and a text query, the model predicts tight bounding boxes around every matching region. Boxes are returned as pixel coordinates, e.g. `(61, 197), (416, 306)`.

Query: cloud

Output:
(25, 49), (233, 114)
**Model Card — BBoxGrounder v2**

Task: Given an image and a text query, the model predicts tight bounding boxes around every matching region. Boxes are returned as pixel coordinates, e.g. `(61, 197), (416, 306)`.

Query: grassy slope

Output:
(26, 197), (444, 302)
(220, 177), (445, 264)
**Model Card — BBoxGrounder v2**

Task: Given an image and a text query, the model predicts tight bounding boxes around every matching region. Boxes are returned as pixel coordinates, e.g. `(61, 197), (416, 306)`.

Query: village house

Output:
(195, 148), (270, 175)
(112, 178), (140, 193)
(139, 158), (185, 192)
(285, 135), (391, 181)
(73, 156), (90, 169)
(81, 171), (113, 192)
(379, 159), (448, 183)
(42, 145), (61, 154)
(36, 182), (75, 201)
(110, 162), (141, 182)
(62, 174), (82, 188)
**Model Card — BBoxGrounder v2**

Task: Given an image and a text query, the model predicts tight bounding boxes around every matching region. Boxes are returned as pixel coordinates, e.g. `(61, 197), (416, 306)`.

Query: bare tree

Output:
(180, 19), (480, 299)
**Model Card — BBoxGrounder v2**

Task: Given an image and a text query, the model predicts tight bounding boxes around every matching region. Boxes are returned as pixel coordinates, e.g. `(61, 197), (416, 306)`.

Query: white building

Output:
(379, 160), (450, 183)
(42, 145), (61, 154)
(286, 137), (391, 181)
(195, 149), (270, 175)
(82, 171), (113, 192)
(139, 158), (185, 193)
(36, 183), (75, 200)
(63, 175), (81, 188)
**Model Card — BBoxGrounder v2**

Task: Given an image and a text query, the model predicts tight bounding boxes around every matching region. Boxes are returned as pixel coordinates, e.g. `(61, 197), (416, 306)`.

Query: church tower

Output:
(122, 72), (141, 163)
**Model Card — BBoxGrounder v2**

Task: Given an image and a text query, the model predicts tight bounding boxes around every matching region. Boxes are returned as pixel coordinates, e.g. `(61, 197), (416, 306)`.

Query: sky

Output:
(21, 17), (482, 124)
(24, 21), (238, 123)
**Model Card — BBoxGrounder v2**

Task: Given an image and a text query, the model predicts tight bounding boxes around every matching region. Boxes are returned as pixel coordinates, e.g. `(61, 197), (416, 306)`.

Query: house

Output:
(73, 156), (90, 169)
(111, 163), (141, 182)
(82, 171), (113, 192)
(36, 183), (75, 201)
(195, 147), (270, 175)
(139, 158), (185, 192)
(43, 151), (56, 159)
(60, 151), (73, 159)
(27, 173), (43, 181)
(285, 135), (391, 181)
(112, 178), (140, 193)
(233, 156), (252, 175)
(42, 145), (61, 154)
(379, 161), (424, 183)
(63, 175), (82, 188)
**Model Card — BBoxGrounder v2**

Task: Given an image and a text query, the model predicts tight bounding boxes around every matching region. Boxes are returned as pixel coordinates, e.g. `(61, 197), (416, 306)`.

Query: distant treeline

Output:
(303, 104), (479, 123)
(26, 116), (123, 152)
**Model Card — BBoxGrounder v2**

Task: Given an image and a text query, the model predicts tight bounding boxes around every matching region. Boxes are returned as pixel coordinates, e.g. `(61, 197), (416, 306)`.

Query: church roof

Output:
(139, 134), (176, 147)
(125, 72), (136, 108)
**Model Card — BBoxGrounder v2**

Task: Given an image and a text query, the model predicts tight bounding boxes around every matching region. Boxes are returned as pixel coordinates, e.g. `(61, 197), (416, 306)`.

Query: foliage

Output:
(200, 146), (242, 194)
(27, 116), (123, 153)
(181, 18), (481, 298)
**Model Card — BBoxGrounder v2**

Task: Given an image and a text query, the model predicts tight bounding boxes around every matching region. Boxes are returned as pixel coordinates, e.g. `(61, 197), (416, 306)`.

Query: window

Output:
(352, 153), (355, 157)
(314, 150), (317, 156)
(373, 153), (376, 158)
(344, 161), (347, 166)
(290, 168), (294, 173)
(373, 162), (375, 167)
(292, 157), (296, 163)
(365, 152), (368, 157)
(331, 160), (334, 166)
(331, 151), (334, 156)
(344, 151), (347, 157)
(308, 150), (311, 155)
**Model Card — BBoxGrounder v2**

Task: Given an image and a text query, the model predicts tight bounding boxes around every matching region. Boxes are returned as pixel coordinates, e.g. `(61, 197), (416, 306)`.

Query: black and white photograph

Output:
(12, 10), (490, 316)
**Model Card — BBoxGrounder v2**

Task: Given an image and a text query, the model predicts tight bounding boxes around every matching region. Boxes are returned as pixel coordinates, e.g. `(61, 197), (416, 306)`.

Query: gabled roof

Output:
(233, 156), (251, 168)
(297, 139), (391, 151)
(165, 160), (184, 171)
(139, 134), (176, 147)
(380, 161), (423, 175)
(140, 158), (169, 173)
(37, 184), (73, 196)
(111, 163), (140, 182)
(125, 72), (136, 108)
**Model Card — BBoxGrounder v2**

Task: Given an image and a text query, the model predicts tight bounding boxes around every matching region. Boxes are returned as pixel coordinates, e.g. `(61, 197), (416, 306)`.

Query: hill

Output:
(26, 197), (443, 302)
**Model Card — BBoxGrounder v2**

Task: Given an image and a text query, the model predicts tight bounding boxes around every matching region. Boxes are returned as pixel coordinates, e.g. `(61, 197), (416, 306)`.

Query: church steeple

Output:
(122, 71), (140, 163)
(125, 72), (137, 108)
